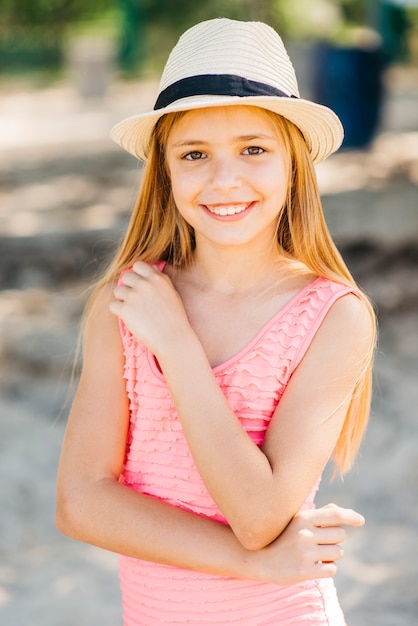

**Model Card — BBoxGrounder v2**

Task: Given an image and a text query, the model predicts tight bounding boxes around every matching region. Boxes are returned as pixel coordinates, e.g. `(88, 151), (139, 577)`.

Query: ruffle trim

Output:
(119, 557), (345, 625)
(118, 277), (353, 518)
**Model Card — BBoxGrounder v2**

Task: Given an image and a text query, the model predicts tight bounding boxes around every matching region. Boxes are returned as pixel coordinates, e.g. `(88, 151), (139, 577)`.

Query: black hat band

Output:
(154, 74), (298, 110)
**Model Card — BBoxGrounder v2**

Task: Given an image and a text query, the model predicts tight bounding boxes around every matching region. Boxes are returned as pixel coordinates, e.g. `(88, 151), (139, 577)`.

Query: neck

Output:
(188, 240), (286, 296)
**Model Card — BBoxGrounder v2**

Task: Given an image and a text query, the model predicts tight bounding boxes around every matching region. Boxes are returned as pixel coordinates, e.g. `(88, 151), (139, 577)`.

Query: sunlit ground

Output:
(0, 65), (417, 625)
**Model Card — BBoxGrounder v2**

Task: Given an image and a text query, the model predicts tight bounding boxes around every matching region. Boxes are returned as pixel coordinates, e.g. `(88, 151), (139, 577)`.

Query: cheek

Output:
(166, 162), (182, 204)
(275, 163), (289, 196)
(258, 160), (288, 200)
(170, 176), (187, 209)
(170, 166), (201, 209)
(169, 178), (195, 224)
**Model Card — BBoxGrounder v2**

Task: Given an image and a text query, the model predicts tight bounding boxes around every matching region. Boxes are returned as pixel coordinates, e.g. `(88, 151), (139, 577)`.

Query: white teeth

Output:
(208, 204), (248, 216)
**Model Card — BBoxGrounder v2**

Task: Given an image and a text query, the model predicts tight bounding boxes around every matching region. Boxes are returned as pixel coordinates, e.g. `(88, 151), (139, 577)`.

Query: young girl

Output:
(56, 18), (376, 625)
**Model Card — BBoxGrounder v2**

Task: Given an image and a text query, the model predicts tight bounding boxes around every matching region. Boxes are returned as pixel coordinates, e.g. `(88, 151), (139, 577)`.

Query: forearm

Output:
(57, 476), (258, 579)
(57, 477), (365, 587)
(157, 332), (285, 547)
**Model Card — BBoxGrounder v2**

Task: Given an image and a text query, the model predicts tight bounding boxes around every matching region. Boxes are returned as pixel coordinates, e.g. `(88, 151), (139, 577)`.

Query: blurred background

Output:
(0, 1), (417, 624)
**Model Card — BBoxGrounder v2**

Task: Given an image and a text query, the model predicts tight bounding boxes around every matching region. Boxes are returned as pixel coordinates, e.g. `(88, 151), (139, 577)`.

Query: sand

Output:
(0, 68), (417, 625)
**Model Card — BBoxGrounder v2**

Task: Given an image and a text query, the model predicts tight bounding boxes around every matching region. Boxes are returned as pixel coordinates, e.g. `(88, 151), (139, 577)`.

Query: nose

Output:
(209, 154), (241, 192)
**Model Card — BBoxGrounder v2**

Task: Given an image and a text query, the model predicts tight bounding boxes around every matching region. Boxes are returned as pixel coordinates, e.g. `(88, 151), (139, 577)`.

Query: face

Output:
(165, 105), (289, 253)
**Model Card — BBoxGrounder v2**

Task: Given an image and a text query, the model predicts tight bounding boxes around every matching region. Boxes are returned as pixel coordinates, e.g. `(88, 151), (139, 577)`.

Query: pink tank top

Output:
(118, 272), (354, 625)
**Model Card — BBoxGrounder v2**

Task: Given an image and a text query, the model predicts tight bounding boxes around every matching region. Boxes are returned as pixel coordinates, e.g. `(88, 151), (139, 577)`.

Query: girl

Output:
(56, 18), (376, 625)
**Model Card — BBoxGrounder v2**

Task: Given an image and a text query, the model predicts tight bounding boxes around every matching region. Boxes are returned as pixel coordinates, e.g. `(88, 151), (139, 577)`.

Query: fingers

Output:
(315, 525), (346, 545)
(312, 504), (365, 528)
(115, 263), (156, 290)
(132, 261), (158, 279)
(113, 285), (130, 301)
(273, 504), (364, 585)
(313, 542), (345, 579)
(314, 561), (338, 579)
(113, 263), (161, 302)
(315, 543), (344, 563)
(121, 267), (149, 287)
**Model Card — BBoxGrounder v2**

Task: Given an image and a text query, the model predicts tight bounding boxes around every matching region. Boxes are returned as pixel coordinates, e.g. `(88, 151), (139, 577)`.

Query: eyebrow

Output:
(170, 133), (277, 148)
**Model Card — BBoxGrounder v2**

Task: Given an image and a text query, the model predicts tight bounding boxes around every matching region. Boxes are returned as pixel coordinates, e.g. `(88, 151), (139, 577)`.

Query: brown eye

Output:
(184, 151), (205, 160)
(244, 146), (264, 155)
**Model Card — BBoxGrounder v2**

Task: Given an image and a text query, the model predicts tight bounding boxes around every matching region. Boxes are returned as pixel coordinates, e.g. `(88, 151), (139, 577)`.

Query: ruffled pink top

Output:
(118, 270), (354, 625)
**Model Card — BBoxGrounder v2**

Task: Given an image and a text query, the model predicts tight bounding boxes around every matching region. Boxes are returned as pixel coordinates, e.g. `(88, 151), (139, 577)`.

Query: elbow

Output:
(55, 485), (89, 541)
(236, 528), (274, 551)
(237, 532), (269, 552)
(56, 476), (117, 543)
(55, 492), (78, 539)
(233, 511), (288, 551)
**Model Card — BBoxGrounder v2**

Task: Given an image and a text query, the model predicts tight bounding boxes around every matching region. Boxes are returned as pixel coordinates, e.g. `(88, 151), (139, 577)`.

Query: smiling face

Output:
(165, 105), (290, 255)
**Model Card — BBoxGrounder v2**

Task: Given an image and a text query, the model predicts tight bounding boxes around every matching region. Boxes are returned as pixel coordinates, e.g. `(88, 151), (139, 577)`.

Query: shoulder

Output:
(312, 287), (375, 363)
(287, 288), (375, 403)
(86, 280), (118, 328)
(83, 280), (123, 364)
(324, 287), (374, 333)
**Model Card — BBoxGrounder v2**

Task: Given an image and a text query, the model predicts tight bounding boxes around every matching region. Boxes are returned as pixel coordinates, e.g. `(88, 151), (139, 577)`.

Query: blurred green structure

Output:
(118, 0), (146, 72)
(379, 0), (417, 61)
(0, 0), (417, 77)
(0, 0), (113, 75)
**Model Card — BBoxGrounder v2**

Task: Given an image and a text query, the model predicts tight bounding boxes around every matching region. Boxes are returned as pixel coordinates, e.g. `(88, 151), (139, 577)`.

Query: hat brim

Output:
(110, 94), (344, 165)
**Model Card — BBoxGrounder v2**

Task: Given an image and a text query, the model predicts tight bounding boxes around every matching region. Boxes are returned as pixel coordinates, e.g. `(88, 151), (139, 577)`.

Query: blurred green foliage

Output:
(0, 0), (113, 27)
(0, 0), (278, 75)
(0, 0), (416, 77)
(0, 0), (114, 74)
(130, 0), (279, 74)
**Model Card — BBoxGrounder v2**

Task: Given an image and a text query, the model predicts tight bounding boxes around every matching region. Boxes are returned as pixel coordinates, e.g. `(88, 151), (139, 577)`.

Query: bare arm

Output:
(56, 283), (365, 584)
(111, 263), (373, 550)
(56, 285), (250, 578)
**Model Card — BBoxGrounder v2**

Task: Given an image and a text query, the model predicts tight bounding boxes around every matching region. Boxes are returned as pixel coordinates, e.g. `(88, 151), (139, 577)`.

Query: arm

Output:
(56, 282), (365, 584)
(111, 264), (373, 550)
(56, 284), (250, 577)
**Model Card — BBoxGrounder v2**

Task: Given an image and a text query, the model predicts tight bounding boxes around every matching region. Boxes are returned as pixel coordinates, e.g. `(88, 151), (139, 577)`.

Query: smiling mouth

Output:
(205, 203), (250, 216)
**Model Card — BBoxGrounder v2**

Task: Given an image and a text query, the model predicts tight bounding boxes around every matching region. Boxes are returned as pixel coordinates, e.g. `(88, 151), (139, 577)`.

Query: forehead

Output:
(167, 105), (280, 140)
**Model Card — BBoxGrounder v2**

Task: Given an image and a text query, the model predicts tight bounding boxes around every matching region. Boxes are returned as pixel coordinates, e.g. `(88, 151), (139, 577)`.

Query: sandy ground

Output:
(0, 67), (418, 625)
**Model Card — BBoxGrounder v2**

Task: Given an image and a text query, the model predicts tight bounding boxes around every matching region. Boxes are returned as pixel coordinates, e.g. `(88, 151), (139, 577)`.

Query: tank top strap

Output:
(287, 277), (358, 376)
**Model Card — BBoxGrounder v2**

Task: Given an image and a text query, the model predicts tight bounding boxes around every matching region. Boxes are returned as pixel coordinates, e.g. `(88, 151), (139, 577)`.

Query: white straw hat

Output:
(110, 18), (344, 164)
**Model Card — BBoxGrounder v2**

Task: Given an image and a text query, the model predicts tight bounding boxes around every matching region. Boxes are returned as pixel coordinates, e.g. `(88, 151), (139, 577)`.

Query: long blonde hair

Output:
(92, 107), (377, 475)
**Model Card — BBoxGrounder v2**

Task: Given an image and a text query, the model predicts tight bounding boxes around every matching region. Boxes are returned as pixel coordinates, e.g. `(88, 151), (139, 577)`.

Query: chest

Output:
(180, 288), (299, 369)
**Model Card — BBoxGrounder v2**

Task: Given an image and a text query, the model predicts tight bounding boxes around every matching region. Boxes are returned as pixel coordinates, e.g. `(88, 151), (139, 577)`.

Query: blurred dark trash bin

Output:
(312, 42), (386, 149)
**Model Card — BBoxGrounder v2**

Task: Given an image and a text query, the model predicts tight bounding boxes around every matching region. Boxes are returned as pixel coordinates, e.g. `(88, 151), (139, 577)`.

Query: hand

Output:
(251, 503), (365, 586)
(110, 262), (192, 357)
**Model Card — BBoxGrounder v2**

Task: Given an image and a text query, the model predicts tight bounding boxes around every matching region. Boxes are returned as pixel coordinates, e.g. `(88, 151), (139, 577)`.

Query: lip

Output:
(201, 202), (254, 221)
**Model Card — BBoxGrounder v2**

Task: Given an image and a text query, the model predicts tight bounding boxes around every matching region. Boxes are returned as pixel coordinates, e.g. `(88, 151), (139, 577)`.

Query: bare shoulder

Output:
(82, 280), (123, 366)
(87, 280), (117, 320)
(313, 290), (376, 363)
(326, 290), (374, 336)
(86, 280), (118, 329)
(276, 289), (376, 424)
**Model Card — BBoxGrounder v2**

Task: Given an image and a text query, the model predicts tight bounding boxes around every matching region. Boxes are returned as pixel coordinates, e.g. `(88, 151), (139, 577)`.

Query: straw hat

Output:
(110, 18), (343, 164)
